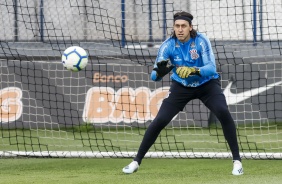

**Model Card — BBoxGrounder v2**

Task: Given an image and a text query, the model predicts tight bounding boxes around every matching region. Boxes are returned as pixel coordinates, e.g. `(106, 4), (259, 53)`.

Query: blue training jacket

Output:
(151, 32), (219, 87)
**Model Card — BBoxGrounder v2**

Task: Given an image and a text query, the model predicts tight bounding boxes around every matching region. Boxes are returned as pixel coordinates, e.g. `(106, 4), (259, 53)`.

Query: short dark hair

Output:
(172, 11), (197, 38)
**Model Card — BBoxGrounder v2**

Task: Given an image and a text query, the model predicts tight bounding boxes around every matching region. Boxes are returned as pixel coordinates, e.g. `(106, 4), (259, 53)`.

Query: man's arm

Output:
(197, 35), (217, 77)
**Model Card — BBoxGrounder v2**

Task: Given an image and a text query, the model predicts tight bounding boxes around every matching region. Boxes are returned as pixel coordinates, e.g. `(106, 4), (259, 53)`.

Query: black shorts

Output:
(163, 79), (226, 111)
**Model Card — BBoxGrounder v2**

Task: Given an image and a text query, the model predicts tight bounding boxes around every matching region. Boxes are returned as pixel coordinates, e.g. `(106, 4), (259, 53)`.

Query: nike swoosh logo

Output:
(223, 81), (282, 105)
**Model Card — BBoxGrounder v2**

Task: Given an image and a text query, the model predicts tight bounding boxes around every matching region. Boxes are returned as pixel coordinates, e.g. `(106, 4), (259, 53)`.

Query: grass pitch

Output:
(0, 158), (281, 184)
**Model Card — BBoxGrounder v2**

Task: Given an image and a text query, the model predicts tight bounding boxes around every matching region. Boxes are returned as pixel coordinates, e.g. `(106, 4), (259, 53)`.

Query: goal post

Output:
(0, 0), (282, 159)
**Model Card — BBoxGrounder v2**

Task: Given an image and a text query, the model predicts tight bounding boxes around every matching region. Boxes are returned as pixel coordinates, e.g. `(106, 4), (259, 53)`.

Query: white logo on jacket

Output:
(190, 49), (199, 60)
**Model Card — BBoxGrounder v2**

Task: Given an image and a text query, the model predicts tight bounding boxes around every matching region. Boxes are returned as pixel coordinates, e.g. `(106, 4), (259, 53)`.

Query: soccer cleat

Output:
(122, 161), (139, 174)
(232, 160), (244, 175)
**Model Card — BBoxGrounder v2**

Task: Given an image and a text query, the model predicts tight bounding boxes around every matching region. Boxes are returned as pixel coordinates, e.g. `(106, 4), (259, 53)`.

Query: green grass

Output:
(0, 158), (281, 184)
(1, 125), (282, 153)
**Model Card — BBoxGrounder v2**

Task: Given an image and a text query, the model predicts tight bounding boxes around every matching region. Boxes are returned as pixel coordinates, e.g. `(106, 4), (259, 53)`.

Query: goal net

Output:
(0, 0), (282, 159)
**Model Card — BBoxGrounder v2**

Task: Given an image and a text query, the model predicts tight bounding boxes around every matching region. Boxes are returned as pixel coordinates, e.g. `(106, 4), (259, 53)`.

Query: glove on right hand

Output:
(153, 60), (174, 78)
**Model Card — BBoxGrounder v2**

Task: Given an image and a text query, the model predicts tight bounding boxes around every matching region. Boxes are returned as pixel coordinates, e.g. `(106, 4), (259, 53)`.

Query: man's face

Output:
(174, 20), (192, 42)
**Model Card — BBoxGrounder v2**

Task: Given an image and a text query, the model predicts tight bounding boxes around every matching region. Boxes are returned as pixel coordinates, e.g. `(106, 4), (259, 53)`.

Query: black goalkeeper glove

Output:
(153, 59), (174, 78)
(176, 66), (200, 78)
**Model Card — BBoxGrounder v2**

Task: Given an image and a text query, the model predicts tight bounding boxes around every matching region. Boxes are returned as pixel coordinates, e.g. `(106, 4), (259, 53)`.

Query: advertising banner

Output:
(1, 60), (281, 129)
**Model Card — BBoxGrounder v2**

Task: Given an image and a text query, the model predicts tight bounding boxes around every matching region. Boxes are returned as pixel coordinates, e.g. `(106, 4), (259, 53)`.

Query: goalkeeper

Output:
(123, 11), (243, 175)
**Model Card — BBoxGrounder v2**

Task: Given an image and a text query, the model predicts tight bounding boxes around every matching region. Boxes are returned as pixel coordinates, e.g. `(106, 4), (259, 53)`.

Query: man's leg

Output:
(122, 101), (180, 174)
(205, 95), (241, 161)
(199, 80), (243, 175)
(134, 101), (180, 165)
(198, 80), (241, 161)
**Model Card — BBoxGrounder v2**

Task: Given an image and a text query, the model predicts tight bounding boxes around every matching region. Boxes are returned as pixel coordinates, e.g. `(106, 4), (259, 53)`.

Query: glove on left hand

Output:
(176, 67), (199, 78)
